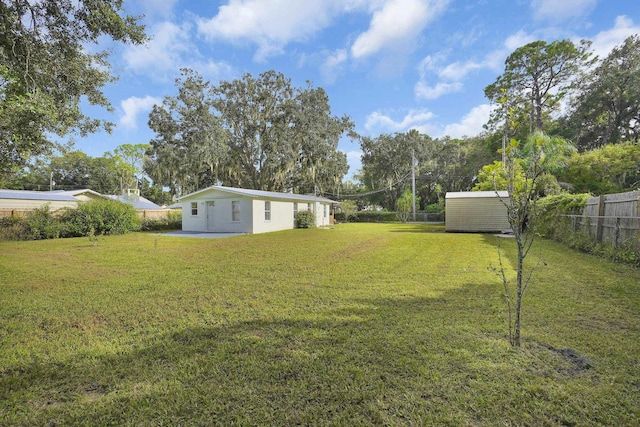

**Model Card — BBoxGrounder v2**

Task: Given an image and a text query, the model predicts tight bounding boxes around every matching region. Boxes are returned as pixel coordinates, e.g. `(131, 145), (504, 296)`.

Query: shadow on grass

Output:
(0, 280), (608, 426)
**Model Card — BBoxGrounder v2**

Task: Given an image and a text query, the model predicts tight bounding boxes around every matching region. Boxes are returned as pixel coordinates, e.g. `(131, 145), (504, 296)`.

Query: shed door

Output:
(206, 201), (216, 232)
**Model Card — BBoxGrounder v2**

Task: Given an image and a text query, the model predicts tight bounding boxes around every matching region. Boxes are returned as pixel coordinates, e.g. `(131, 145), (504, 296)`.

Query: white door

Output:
(206, 201), (216, 231)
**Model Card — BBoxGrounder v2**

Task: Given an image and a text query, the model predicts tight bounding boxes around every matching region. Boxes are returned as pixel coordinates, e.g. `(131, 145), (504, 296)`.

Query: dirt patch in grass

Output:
(537, 342), (594, 377)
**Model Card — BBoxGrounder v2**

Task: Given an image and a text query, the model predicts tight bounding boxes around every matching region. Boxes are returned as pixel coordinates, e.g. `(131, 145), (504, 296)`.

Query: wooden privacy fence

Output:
(137, 209), (180, 220)
(567, 191), (640, 249)
(0, 209), (37, 218)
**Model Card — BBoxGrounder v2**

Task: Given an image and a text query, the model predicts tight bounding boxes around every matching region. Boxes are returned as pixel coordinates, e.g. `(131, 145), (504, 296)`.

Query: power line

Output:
(322, 170), (412, 198)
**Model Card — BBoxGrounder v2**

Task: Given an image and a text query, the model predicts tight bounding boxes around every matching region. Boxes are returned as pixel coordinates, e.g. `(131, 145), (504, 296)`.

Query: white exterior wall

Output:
(182, 197), (254, 233)
(445, 192), (510, 232)
(181, 200), (207, 232)
(314, 202), (331, 228)
(252, 199), (295, 234)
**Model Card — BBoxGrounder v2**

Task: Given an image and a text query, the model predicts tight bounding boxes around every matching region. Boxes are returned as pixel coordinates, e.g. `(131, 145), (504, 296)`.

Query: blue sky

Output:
(77, 0), (640, 177)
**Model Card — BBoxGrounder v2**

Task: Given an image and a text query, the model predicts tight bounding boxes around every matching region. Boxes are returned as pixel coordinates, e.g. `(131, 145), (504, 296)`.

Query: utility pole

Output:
(412, 148), (416, 222)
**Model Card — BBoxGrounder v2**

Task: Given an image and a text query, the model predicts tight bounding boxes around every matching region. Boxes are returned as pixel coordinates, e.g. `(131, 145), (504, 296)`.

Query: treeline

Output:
(3, 26), (639, 212)
(354, 35), (640, 211)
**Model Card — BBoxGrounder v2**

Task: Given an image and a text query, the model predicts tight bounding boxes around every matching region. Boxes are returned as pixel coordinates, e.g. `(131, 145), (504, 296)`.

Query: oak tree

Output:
(0, 0), (146, 180)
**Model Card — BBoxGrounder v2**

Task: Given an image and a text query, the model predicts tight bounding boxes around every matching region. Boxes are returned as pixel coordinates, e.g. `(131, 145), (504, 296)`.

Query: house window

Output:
(265, 201), (271, 221)
(191, 202), (198, 216)
(232, 201), (240, 221)
(293, 202), (298, 218)
(323, 204), (328, 218)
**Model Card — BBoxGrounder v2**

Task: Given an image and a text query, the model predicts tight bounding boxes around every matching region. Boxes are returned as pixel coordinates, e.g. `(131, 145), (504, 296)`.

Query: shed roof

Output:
(446, 191), (509, 199)
(0, 189), (78, 202)
(178, 185), (337, 204)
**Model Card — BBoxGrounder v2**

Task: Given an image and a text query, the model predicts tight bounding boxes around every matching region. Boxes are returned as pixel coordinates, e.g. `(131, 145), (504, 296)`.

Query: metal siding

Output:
(446, 195), (510, 232)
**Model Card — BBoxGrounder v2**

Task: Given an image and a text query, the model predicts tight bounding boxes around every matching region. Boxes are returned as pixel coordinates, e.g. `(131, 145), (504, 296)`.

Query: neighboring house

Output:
(445, 191), (511, 232)
(178, 186), (337, 234)
(0, 188), (113, 218)
(0, 188), (165, 219)
(0, 189), (80, 217)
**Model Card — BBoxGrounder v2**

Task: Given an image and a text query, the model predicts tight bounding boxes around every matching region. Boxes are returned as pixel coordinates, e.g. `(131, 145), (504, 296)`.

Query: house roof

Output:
(0, 188), (162, 210)
(0, 189), (78, 202)
(104, 194), (162, 210)
(446, 191), (509, 199)
(178, 185), (337, 204)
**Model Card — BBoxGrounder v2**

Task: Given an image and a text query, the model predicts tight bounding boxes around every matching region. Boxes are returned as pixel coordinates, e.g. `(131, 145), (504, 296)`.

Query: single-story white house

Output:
(177, 186), (337, 234)
(445, 191), (511, 232)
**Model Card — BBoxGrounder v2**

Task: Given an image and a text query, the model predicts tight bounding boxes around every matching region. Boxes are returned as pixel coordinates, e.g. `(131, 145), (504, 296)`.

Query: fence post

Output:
(596, 195), (606, 242)
(614, 217), (621, 249)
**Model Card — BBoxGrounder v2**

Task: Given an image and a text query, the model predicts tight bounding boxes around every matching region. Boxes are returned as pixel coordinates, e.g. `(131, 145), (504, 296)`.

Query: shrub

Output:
(61, 199), (140, 237)
(25, 205), (62, 240)
(426, 203), (444, 214)
(0, 216), (29, 241)
(295, 210), (316, 228)
(346, 211), (399, 223)
(535, 193), (590, 240)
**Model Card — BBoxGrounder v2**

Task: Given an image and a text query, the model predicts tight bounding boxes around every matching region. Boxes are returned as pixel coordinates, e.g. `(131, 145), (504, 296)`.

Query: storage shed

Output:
(445, 191), (511, 232)
(177, 186), (337, 234)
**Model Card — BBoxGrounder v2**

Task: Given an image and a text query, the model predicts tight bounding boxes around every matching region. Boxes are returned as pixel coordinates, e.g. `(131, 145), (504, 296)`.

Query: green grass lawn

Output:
(1, 223), (639, 425)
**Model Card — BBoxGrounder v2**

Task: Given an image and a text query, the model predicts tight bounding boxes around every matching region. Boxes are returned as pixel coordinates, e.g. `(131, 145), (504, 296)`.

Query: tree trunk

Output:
(514, 239), (524, 347)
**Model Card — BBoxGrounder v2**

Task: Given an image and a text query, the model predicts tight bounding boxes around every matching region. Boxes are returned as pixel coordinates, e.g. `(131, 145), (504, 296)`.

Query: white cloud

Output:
(123, 21), (193, 75)
(504, 30), (537, 52)
(122, 21), (233, 81)
(351, 0), (450, 59)
(362, 104), (493, 139)
(414, 81), (462, 100)
(531, 0), (598, 22)
(438, 60), (482, 81)
(440, 104), (494, 138)
(140, 0), (179, 19)
(120, 96), (162, 129)
(364, 109), (435, 134)
(321, 49), (348, 84)
(413, 29), (536, 101)
(345, 150), (364, 176)
(589, 16), (640, 59)
(197, 0), (341, 61)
